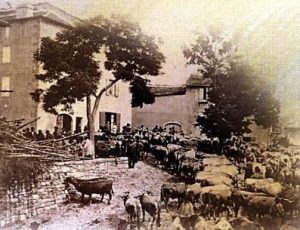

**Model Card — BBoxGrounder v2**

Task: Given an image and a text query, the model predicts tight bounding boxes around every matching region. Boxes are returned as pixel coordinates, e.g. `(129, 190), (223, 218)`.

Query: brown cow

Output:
(65, 177), (113, 204)
(161, 183), (187, 211)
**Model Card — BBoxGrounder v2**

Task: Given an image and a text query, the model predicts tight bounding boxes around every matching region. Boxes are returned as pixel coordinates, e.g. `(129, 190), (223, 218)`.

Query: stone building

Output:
(133, 74), (271, 145)
(0, 3), (132, 133)
(132, 74), (211, 136)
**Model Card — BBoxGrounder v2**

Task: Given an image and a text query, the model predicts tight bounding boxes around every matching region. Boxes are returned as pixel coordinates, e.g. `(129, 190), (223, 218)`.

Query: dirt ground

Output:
(4, 161), (174, 230)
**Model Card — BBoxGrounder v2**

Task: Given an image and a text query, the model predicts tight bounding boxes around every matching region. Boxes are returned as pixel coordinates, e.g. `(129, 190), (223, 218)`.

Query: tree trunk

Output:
(88, 79), (120, 159)
(86, 96), (95, 158)
(86, 96), (91, 129)
(89, 115), (95, 159)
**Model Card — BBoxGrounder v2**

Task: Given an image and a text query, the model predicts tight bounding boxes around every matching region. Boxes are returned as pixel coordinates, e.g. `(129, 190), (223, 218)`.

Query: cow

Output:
(151, 145), (168, 165)
(121, 193), (141, 225)
(246, 196), (275, 220)
(166, 144), (183, 172)
(140, 139), (151, 159)
(200, 185), (232, 219)
(229, 216), (264, 230)
(138, 192), (161, 227)
(231, 190), (267, 217)
(279, 186), (300, 217)
(65, 177), (113, 205)
(186, 183), (202, 203)
(204, 165), (239, 178)
(161, 183), (187, 211)
(245, 178), (284, 196)
(195, 171), (232, 187)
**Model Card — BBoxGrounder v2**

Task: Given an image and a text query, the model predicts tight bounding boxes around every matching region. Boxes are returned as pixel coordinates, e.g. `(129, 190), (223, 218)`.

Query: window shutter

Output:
(199, 88), (204, 101)
(116, 83), (119, 97)
(203, 88), (207, 100)
(99, 112), (106, 129)
(116, 113), (121, 133)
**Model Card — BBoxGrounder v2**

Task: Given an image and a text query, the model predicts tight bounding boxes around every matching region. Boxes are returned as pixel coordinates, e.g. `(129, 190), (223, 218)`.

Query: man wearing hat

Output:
(270, 197), (284, 229)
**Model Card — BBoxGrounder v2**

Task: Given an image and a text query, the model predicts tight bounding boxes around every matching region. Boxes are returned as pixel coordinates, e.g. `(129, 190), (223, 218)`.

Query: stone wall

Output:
(0, 157), (128, 227)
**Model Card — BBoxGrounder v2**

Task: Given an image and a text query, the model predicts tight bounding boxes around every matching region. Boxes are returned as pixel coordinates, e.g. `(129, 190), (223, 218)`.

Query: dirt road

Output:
(5, 161), (173, 230)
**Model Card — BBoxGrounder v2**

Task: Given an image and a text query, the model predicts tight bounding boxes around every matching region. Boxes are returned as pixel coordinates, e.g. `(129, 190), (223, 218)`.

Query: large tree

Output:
(183, 32), (280, 146)
(32, 16), (165, 157)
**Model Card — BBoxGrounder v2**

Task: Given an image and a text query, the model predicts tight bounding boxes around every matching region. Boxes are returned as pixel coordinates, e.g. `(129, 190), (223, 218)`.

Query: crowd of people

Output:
(22, 126), (71, 141)
(19, 122), (187, 162)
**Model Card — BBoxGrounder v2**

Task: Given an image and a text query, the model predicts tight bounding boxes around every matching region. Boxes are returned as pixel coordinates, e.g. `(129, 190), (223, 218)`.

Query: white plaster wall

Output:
(36, 22), (132, 132)
(37, 79), (132, 132)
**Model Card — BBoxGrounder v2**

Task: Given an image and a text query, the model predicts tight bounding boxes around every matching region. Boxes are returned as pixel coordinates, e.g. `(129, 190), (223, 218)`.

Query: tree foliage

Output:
(183, 31), (236, 79)
(32, 15), (165, 114)
(184, 32), (280, 142)
(32, 25), (103, 114)
(32, 16), (165, 157)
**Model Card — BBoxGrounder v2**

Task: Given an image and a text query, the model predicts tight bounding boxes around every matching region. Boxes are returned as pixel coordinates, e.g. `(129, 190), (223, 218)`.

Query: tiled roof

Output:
(185, 74), (212, 87)
(150, 86), (186, 97)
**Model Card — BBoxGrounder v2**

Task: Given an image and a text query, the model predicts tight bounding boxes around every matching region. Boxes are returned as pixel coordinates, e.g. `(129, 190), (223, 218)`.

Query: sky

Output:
(2, 0), (300, 124)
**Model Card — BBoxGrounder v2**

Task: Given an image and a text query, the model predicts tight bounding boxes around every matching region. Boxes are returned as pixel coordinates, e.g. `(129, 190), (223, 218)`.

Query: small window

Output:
(113, 83), (118, 97)
(2, 47), (11, 63)
(199, 87), (208, 102)
(1, 77), (10, 97)
(105, 79), (113, 96)
(5, 27), (10, 38)
(105, 79), (116, 96)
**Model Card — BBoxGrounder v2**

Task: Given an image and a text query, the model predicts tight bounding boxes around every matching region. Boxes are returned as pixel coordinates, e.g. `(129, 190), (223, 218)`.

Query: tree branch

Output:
(91, 78), (120, 118)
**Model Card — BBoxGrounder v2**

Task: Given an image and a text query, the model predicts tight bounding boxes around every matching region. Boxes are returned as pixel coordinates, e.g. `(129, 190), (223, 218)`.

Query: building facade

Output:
(133, 74), (270, 145)
(0, 3), (132, 133)
(132, 74), (211, 136)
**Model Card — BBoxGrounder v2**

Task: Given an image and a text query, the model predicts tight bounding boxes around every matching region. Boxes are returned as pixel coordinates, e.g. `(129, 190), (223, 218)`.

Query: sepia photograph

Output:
(0, 0), (299, 229)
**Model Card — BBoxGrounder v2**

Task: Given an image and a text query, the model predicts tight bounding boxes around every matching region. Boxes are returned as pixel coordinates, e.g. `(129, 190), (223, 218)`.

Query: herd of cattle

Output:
(66, 132), (300, 229)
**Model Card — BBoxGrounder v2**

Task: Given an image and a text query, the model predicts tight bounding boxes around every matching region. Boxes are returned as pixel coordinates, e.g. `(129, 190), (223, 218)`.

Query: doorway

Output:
(56, 114), (73, 133)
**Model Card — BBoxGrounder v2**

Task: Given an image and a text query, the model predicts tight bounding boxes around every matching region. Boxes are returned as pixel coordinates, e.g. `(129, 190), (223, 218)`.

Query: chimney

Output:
(16, 4), (33, 19)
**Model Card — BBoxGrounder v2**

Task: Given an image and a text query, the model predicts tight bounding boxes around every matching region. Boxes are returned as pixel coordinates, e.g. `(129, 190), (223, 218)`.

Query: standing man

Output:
(111, 122), (117, 135)
(127, 139), (136, 168)
(36, 130), (45, 141)
(53, 126), (60, 139)
(45, 130), (54, 140)
(270, 197), (284, 229)
(127, 136), (142, 168)
(83, 136), (94, 158)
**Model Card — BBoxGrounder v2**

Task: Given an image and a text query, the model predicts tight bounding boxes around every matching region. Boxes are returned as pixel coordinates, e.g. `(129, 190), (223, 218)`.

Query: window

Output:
(105, 79), (113, 96)
(1, 77), (10, 97)
(114, 82), (119, 97)
(75, 117), (83, 133)
(105, 79), (118, 97)
(5, 27), (10, 38)
(2, 47), (11, 63)
(199, 87), (209, 102)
